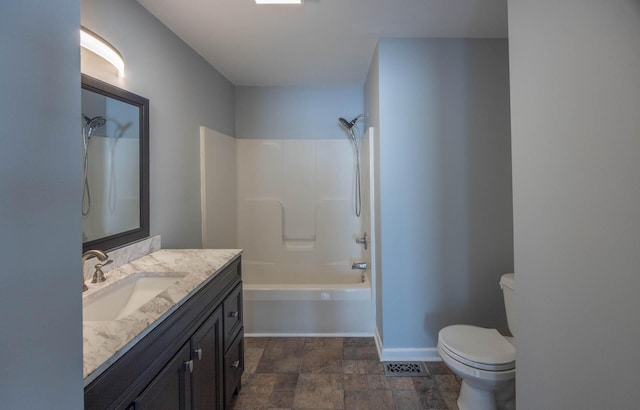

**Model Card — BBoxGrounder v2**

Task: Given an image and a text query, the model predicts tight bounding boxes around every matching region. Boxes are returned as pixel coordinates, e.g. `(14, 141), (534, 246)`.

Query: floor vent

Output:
(383, 361), (428, 377)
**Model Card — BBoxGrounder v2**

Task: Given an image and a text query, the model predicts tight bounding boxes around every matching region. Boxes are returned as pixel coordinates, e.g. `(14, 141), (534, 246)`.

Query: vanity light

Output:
(80, 27), (125, 77)
(255, 0), (303, 4)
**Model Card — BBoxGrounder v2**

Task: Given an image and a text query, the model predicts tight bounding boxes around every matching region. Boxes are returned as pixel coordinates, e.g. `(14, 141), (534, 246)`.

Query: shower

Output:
(339, 114), (366, 217)
(82, 115), (106, 216)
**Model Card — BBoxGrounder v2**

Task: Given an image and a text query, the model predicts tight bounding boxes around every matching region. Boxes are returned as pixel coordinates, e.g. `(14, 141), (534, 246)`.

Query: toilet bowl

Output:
(437, 274), (515, 410)
(438, 325), (515, 410)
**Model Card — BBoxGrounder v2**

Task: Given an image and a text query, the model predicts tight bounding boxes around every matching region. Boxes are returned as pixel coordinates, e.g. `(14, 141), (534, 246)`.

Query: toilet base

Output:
(458, 380), (497, 410)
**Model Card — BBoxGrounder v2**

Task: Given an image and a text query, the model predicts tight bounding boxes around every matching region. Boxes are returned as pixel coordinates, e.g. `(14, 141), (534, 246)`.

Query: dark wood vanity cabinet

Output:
(84, 256), (243, 410)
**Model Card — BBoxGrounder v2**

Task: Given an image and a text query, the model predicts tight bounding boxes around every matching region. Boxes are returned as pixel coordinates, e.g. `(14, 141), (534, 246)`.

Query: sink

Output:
(83, 272), (186, 322)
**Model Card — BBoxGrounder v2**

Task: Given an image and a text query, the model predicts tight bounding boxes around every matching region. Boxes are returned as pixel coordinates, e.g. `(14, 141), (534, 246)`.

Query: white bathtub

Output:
(242, 268), (373, 337)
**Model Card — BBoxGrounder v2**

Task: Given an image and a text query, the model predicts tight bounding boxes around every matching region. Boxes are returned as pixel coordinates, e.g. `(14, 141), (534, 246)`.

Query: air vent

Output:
(383, 361), (427, 377)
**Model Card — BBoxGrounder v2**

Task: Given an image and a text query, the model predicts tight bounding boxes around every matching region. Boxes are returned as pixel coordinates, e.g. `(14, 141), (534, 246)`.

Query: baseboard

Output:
(374, 326), (441, 362)
(374, 326), (384, 359)
(245, 332), (374, 338)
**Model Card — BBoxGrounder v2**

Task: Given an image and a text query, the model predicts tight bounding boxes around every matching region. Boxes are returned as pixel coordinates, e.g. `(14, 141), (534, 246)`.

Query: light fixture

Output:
(255, 0), (302, 4)
(80, 26), (125, 77)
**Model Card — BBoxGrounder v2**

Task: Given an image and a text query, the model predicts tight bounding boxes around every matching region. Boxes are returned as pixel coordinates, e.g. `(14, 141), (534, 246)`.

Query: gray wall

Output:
(509, 1), (640, 408)
(0, 2), (83, 408)
(369, 38), (513, 349)
(82, 0), (235, 248)
(236, 86), (363, 139)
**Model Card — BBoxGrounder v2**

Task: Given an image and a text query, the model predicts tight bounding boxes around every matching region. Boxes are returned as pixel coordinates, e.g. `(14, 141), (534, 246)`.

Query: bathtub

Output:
(242, 268), (373, 337)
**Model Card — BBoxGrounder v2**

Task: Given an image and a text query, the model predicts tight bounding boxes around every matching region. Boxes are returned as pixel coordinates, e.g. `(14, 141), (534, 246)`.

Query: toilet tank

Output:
(499, 273), (515, 337)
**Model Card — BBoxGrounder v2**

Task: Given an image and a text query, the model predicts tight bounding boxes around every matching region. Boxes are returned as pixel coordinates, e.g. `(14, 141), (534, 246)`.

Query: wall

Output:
(200, 127), (237, 248)
(364, 45), (384, 339)
(368, 39), (513, 355)
(509, 1), (640, 408)
(0, 1), (83, 408)
(236, 138), (365, 275)
(81, 0), (235, 248)
(235, 85), (367, 275)
(236, 86), (363, 139)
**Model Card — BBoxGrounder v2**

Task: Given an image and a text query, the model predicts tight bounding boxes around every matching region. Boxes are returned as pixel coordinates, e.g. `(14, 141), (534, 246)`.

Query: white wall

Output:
(364, 45), (383, 337)
(367, 39), (513, 354)
(237, 139), (365, 275)
(200, 127), (237, 248)
(82, 0), (235, 248)
(509, 1), (640, 408)
(0, 1), (83, 407)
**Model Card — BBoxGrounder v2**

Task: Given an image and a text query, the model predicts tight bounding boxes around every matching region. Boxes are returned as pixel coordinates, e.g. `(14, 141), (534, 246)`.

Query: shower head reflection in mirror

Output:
(82, 115), (106, 216)
(81, 114), (134, 217)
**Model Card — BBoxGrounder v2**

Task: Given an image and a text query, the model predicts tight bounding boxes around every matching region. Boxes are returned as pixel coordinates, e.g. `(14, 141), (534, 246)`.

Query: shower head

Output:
(84, 115), (106, 139)
(339, 114), (367, 130)
(339, 117), (357, 144)
(85, 116), (106, 130)
(339, 117), (353, 130)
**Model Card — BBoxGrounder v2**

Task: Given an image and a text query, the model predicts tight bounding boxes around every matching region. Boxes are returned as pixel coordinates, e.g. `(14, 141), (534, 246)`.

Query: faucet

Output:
(351, 262), (368, 271)
(82, 249), (109, 292)
(355, 232), (368, 250)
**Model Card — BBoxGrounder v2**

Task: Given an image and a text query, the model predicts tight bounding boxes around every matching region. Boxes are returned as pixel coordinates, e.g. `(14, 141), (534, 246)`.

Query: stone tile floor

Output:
(230, 337), (461, 410)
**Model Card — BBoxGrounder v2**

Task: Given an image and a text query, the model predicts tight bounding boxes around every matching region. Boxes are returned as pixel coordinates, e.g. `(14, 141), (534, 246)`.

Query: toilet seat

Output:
(438, 325), (515, 371)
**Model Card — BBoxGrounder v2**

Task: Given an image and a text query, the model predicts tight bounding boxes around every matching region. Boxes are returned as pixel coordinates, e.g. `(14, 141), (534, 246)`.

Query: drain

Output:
(383, 361), (427, 377)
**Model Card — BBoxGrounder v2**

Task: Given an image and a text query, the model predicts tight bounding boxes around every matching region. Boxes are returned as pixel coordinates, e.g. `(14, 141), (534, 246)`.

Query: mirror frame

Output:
(81, 74), (150, 253)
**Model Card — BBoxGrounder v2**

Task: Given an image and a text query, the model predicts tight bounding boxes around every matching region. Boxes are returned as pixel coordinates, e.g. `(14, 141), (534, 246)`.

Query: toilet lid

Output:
(438, 325), (515, 371)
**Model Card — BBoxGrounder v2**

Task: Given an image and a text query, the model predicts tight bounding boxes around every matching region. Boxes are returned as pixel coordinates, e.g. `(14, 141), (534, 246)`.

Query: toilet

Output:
(437, 273), (515, 410)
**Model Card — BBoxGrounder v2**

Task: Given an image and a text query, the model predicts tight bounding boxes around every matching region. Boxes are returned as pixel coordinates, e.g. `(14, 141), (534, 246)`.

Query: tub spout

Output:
(351, 262), (367, 270)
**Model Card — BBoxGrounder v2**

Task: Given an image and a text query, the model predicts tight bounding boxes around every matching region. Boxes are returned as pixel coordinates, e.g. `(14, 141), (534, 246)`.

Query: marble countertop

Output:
(82, 248), (242, 385)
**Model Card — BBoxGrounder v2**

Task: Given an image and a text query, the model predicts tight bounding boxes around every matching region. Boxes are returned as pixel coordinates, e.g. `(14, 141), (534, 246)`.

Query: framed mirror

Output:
(81, 74), (149, 252)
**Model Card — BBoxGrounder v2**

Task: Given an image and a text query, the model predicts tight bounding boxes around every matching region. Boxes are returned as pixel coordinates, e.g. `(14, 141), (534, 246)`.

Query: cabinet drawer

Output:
(223, 283), (243, 348)
(224, 329), (244, 409)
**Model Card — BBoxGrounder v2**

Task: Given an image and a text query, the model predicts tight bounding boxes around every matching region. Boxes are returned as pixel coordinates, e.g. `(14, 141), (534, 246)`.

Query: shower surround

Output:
(238, 137), (372, 336)
(237, 138), (364, 274)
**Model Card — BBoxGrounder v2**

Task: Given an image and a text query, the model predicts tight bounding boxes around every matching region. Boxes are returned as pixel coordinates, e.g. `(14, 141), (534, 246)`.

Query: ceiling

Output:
(136, 0), (508, 86)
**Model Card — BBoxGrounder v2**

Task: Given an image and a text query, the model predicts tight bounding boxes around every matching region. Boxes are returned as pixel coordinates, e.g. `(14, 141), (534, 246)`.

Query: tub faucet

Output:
(355, 232), (368, 250)
(351, 262), (368, 271)
(82, 249), (109, 292)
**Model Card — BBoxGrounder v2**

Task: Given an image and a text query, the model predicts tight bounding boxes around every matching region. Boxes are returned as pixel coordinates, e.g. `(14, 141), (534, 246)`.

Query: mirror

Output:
(81, 74), (149, 252)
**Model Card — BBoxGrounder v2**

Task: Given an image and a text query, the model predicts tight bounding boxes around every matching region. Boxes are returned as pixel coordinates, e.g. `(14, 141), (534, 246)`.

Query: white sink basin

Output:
(83, 272), (186, 322)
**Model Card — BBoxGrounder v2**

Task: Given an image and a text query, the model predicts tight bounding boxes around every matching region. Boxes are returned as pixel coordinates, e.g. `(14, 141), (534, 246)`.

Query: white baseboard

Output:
(245, 332), (374, 338)
(374, 326), (441, 362)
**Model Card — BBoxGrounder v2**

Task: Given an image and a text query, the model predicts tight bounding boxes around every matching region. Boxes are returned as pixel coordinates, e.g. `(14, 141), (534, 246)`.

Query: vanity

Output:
(79, 74), (243, 409)
(83, 247), (244, 410)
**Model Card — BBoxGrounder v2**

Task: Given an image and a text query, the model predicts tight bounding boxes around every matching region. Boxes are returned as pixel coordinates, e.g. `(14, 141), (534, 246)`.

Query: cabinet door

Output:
(191, 307), (223, 410)
(133, 342), (192, 410)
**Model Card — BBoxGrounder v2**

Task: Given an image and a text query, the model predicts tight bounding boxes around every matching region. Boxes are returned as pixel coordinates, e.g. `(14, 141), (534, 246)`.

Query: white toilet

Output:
(437, 273), (515, 410)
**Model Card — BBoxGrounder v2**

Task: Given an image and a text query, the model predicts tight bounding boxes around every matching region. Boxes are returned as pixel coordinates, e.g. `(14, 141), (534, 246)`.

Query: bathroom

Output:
(3, 1), (640, 410)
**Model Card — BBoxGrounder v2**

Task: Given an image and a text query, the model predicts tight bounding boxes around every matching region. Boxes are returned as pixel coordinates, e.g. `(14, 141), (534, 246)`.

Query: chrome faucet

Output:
(351, 262), (368, 270)
(355, 232), (368, 250)
(82, 249), (109, 292)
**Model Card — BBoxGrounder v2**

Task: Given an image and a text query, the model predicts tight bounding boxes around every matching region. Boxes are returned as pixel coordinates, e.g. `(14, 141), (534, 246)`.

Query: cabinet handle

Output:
(194, 347), (203, 360)
(231, 360), (240, 368)
(184, 360), (194, 373)
(228, 311), (239, 318)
